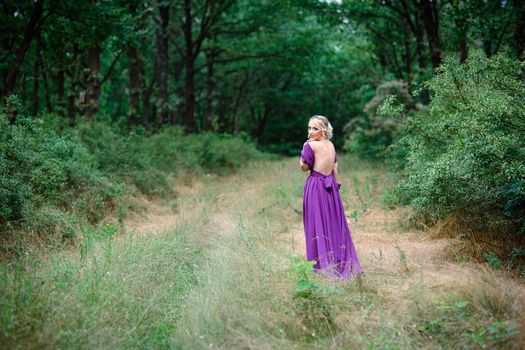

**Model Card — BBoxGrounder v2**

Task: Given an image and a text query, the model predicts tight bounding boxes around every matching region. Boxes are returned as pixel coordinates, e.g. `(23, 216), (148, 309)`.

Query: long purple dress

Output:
(301, 142), (363, 279)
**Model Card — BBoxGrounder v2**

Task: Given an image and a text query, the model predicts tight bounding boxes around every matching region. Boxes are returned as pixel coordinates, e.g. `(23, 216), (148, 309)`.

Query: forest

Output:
(1, 0), (525, 348)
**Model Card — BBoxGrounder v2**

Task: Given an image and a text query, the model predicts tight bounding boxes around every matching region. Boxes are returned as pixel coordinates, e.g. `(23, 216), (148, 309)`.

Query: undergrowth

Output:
(0, 222), (202, 349)
(0, 109), (264, 254)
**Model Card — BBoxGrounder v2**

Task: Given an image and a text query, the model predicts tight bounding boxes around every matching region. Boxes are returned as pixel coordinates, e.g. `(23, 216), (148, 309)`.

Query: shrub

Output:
(1, 110), (264, 249)
(188, 132), (262, 175)
(0, 113), (122, 243)
(68, 122), (263, 195)
(68, 121), (172, 197)
(389, 49), (525, 249)
(344, 81), (420, 159)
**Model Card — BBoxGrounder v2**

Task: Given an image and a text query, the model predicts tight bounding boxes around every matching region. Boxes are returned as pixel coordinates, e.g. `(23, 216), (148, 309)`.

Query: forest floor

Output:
(2, 157), (525, 349)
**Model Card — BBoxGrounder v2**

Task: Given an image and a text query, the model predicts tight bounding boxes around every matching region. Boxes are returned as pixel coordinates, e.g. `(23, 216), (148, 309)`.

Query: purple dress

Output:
(301, 142), (363, 279)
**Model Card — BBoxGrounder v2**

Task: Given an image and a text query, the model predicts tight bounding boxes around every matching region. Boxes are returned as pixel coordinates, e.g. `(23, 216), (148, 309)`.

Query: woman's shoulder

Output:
(308, 140), (322, 150)
(309, 140), (334, 150)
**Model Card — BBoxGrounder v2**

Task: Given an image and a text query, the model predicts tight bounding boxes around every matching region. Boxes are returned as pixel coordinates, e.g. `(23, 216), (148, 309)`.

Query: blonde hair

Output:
(309, 115), (333, 140)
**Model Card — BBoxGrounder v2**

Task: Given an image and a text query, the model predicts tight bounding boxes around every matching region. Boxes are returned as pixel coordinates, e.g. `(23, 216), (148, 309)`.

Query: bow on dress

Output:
(324, 175), (341, 191)
(310, 170), (342, 191)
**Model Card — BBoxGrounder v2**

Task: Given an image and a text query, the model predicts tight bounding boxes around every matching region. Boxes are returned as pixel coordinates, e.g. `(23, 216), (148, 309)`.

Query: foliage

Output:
(484, 252), (503, 270)
(286, 257), (337, 338)
(0, 224), (201, 349)
(0, 111), (121, 241)
(69, 120), (263, 194)
(390, 49), (525, 243)
(484, 248), (525, 275)
(344, 82), (417, 159)
(412, 297), (518, 349)
(0, 109), (264, 248)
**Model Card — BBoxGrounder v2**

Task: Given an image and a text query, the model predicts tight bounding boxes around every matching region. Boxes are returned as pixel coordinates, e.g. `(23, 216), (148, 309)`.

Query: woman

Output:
(300, 115), (363, 279)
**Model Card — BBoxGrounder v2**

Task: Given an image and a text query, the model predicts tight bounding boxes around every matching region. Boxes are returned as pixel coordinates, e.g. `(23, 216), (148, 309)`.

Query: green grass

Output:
(0, 223), (202, 349)
(1, 156), (523, 349)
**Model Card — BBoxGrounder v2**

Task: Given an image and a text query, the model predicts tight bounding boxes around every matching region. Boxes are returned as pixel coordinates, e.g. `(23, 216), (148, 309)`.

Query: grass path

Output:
(125, 156), (525, 349)
(2, 157), (524, 349)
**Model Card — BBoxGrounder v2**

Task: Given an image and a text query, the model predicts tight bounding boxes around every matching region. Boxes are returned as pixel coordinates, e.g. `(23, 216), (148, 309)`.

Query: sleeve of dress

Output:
(301, 142), (314, 167)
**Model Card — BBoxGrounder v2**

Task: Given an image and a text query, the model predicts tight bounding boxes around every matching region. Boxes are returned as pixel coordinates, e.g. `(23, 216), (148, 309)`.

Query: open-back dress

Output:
(301, 142), (363, 279)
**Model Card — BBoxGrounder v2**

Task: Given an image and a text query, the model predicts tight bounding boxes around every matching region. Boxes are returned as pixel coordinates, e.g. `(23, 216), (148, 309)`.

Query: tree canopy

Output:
(1, 0), (523, 152)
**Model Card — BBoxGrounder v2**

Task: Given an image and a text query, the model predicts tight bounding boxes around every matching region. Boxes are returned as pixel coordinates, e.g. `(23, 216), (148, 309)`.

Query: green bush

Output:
(68, 121), (172, 197)
(1, 110), (264, 248)
(188, 132), (263, 175)
(0, 113), (122, 242)
(390, 49), (525, 238)
(344, 81), (418, 159)
(68, 122), (263, 195)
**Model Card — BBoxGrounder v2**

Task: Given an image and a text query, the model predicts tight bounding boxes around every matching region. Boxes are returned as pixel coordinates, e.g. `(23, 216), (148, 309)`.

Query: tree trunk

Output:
(3, 0), (44, 105)
(405, 0), (427, 72)
(1, 1), (14, 95)
(515, 0), (525, 60)
(40, 54), (52, 112)
(141, 78), (149, 127)
(83, 44), (101, 117)
(420, 0), (442, 69)
(56, 68), (65, 112)
(157, 4), (170, 125)
(204, 48), (216, 131)
(127, 2), (140, 127)
(218, 93), (228, 133)
(183, 0), (196, 133)
(253, 104), (270, 141)
(32, 34), (41, 116)
(172, 58), (184, 125)
(67, 93), (76, 124)
(448, 0), (468, 62)
(128, 44), (141, 127)
(66, 45), (79, 124)
(483, 40), (492, 57)
(458, 34), (468, 62)
(403, 21), (413, 83)
(231, 73), (250, 133)
(414, 14), (427, 71)
(141, 59), (156, 127)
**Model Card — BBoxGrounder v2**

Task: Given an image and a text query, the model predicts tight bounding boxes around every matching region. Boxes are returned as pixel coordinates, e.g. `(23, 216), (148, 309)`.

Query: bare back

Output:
(309, 140), (336, 175)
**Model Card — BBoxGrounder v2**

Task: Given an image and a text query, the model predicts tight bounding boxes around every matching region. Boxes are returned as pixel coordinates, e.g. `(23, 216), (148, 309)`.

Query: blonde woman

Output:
(300, 115), (362, 279)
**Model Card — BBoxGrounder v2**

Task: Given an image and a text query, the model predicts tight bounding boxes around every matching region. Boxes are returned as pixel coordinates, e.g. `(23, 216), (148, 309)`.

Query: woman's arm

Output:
(300, 158), (310, 172)
(332, 161), (338, 182)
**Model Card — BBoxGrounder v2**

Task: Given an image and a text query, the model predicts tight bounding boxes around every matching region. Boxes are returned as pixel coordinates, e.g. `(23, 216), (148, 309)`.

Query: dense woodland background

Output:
(3, 0), (521, 146)
(1, 0), (525, 262)
(2, 1), (525, 348)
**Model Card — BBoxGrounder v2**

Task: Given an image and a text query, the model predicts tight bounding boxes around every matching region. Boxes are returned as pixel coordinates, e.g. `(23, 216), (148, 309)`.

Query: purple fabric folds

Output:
(301, 142), (363, 279)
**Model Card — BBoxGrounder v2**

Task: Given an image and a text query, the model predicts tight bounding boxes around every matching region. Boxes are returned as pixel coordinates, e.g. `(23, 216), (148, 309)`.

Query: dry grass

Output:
(167, 156), (525, 349)
(2, 156), (524, 349)
(427, 210), (525, 268)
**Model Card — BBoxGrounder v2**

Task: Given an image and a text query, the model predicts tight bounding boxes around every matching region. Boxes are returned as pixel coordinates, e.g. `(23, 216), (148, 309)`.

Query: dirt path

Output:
(124, 157), (525, 347)
(126, 157), (523, 291)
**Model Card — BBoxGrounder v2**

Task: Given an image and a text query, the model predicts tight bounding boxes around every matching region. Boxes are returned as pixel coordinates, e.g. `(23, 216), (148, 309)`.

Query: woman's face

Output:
(308, 120), (323, 141)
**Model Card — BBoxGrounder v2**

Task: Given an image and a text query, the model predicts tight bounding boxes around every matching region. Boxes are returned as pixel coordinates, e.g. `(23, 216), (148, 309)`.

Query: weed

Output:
(286, 258), (337, 339)
(349, 209), (359, 223)
(380, 188), (399, 208)
(395, 245), (410, 273)
(484, 252), (502, 269)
